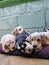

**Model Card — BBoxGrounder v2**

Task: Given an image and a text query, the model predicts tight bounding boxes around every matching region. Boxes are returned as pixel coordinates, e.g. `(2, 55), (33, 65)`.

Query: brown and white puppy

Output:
(26, 32), (49, 52)
(1, 34), (16, 53)
(12, 26), (25, 36)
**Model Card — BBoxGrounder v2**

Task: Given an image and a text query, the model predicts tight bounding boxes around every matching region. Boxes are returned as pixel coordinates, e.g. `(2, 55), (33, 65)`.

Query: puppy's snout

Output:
(12, 47), (16, 49)
(33, 45), (37, 48)
(29, 49), (32, 52)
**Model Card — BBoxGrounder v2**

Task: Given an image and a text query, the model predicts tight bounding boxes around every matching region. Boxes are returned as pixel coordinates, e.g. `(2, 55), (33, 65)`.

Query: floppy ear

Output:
(27, 32), (30, 34)
(40, 34), (49, 45)
(2, 44), (9, 53)
(12, 28), (18, 36)
(26, 35), (31, 42)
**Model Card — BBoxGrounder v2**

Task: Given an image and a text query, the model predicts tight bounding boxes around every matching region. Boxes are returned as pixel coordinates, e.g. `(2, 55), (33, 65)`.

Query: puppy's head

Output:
(6, 40), (16, 51)
(15, 32), (33, 54)
(12, 26), (25, 36)
(40, 32), (49, 45)
(16, 41), (33, 54)
(26, 32), (42, 52)
(43, 27), (49, 32)
(1, 34), (16, 53)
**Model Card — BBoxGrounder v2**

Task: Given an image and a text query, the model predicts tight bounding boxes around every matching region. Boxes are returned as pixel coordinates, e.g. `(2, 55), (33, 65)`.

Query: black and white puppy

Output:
(43, 27), (49, 32)
(15, 32), (33, 54)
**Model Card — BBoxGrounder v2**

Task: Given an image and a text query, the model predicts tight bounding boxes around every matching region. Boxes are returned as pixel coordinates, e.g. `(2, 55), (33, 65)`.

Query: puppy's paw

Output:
(2, 49), (10, 53)
(35, 47), (42, 52)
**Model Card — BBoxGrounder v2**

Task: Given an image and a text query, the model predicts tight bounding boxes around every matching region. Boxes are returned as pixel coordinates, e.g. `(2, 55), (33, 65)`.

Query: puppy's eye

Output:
(37, 39), (41, 42)
(31, 39), (33, 41)
(19, 29), (21, 31)
(11, 41), (14, 43)
(48, 29), (49, 30)
(8, 44), (10, 47)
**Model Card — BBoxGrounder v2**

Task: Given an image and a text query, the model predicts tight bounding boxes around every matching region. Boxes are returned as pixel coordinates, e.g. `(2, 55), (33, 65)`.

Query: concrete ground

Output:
(0, 54), (49, 65)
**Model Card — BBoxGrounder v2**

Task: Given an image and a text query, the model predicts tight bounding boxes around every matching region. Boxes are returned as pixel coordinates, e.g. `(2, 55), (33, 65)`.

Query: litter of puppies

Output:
(0, 26), (49, 54)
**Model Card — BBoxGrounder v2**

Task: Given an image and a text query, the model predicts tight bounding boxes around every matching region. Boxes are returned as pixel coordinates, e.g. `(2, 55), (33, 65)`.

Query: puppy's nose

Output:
(23, 30), (25, 32)
(12, 47), (16, 49)
(33, 45), (37, 48)
(29, 49), (32, 52)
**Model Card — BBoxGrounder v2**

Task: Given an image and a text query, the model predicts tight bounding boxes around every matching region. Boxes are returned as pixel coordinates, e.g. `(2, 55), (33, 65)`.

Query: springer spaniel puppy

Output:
(1, 34), (16, 53)
(12, 26), (25, 36)
(15, 32), (33, 54)
(26, 32), (49, 52)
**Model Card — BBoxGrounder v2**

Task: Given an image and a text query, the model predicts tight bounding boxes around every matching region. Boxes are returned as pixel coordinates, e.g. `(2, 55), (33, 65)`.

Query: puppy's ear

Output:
(2, 44), (9, 53)
(12, 28), (18, 36)
(27, 32), (30, 34)
(26, 35), (31, 42)
(40, 34), (49, 45)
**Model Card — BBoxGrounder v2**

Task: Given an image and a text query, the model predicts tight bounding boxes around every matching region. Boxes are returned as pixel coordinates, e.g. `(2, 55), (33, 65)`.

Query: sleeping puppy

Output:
(12, 26), (25, 36)
(15, 32), (33, 54)
(1, 34), (16, 53)
(26, 32), (49, 52)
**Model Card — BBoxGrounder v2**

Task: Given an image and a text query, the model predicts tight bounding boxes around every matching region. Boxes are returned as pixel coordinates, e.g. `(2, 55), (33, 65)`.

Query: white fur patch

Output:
(1, 34), (15, 44)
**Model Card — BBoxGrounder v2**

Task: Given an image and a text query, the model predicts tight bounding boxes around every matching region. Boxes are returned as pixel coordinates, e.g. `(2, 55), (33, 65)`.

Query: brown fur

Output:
(26, 32), (49, 52)
(41, 34), (49, 46)
(12, 26), (25, 36)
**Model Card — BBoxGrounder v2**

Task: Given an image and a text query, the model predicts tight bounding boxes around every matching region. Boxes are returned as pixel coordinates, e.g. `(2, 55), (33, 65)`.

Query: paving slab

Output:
(0, 54), (49, 65)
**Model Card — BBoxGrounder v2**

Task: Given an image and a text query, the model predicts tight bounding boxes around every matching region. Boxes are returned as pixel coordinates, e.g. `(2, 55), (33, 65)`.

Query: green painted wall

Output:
(0, 0), (49, 38)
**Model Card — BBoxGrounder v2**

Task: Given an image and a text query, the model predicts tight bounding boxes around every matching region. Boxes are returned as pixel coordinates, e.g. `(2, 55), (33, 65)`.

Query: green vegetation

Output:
(0, 0), (36, 8)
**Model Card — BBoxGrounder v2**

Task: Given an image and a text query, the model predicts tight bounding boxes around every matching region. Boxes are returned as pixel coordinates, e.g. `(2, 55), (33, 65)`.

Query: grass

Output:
(0, 0), (36, 8)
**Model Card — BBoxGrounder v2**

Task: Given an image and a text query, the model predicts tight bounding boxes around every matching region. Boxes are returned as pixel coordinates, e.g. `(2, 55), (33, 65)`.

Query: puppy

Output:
(1, 34), (16, 53)
(43, 27), (49, 32)
(26, 32), (49, 52)
(12, 26), (25, 36)
(15, 32), (33, 54)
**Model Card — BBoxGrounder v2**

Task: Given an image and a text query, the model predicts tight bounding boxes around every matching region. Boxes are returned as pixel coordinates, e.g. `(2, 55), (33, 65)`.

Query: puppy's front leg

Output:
(35, 44), (42, 52)
(35, 47), (42, 52)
